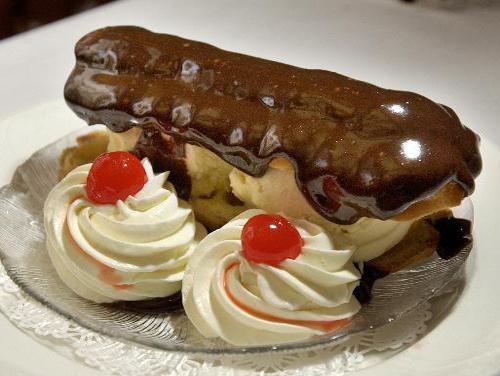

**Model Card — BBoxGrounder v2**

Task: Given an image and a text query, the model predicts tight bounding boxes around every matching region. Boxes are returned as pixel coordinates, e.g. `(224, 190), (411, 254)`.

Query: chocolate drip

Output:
(64, 26), (482, 224)
(104, 292), (183, 313)
(432, 217), (472, 260)
(353, 265), (389, 304)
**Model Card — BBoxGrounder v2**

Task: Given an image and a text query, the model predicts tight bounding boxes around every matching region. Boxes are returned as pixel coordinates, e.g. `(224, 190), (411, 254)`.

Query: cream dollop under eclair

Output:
(182, 209), (361, 346)
(44, 152), (206, 303)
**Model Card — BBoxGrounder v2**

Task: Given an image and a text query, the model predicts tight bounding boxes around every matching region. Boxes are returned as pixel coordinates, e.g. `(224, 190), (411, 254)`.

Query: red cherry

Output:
(86, 152), (147, 204)
(241, 214), (303, 266)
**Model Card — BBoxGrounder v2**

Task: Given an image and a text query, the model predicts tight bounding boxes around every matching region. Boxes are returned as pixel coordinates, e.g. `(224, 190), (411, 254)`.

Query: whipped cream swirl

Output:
(44, 158), (206, 303)
(183, 209), (361, 346)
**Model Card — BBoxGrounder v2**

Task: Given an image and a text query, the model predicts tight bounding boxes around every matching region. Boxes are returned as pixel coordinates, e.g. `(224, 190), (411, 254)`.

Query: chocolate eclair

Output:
(62, 26), (481, 267)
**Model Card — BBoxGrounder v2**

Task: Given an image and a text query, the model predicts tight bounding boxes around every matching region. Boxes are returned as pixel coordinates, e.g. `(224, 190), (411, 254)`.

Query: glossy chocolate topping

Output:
(64, 26), (482, 224)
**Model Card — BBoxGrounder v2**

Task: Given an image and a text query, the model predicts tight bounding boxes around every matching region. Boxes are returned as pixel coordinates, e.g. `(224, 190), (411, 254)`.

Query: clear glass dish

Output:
(0, 128), (473, 355)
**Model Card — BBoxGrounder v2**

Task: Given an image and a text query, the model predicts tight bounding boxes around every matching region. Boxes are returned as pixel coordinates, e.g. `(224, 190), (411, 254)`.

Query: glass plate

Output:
(0, 127), (473, 355)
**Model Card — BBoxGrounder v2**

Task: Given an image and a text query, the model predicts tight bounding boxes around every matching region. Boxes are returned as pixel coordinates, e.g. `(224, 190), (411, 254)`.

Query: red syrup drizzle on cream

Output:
(223, 262), (350, 333)
(64, 197), (133, 290)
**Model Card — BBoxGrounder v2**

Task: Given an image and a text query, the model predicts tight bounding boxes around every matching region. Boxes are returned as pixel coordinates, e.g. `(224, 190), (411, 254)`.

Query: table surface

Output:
(0, 0), (499, 375)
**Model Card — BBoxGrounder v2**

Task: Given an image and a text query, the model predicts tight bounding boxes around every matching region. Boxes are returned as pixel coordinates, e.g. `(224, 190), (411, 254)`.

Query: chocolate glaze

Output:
(64, 26), (482, 224)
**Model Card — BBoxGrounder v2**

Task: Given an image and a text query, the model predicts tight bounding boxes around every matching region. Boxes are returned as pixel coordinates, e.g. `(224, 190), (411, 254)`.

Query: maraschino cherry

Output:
(86, 152), (147, 204)
(241, 214), (303, 266)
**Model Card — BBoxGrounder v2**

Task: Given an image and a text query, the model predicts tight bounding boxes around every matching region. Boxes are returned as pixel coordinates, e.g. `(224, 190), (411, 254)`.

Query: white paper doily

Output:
(0, 261), (440, 376)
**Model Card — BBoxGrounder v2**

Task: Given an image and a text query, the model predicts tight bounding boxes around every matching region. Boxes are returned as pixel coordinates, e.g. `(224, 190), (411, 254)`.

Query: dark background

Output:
(0, 0), (115, 40)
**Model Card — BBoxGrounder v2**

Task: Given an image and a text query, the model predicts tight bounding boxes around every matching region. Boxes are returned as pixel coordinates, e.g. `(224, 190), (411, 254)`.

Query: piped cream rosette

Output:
(44, 158), (206, 303)
(183, 209), (361, 346)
